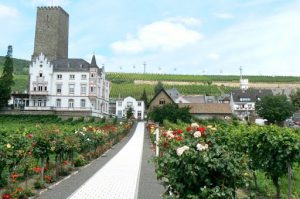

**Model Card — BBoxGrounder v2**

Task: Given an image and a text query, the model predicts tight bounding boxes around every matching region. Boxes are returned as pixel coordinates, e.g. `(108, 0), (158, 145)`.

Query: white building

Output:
(26, 53), (110, 117)
(230, 89), (272, 119)
(115, 97), (145, 120)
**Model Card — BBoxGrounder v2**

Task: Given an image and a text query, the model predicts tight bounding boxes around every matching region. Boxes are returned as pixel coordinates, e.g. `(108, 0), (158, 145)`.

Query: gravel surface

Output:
(137, 127), (164, 199)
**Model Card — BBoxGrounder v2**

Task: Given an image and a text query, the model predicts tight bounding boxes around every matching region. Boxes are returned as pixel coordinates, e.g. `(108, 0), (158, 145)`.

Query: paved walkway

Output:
(37, 122), (163, 199)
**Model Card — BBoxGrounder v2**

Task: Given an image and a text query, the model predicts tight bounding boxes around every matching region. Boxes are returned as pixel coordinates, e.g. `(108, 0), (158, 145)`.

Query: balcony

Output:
(29, 91), (49, 95)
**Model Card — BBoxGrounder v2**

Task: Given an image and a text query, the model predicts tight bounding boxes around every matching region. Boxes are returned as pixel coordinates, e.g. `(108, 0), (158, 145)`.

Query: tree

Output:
(0, 55), (14, 109)
(255, 94), (294, 125)
(140, 88), (148, 108)
(154, 81), (164, 95)
(148, 103), (191, 124)
(290, 88), (300, 111)
(126, 107), (134, 119)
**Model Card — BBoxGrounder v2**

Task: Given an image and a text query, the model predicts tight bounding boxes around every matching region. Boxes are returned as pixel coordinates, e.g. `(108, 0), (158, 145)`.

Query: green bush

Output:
(73, 155), (87, 167)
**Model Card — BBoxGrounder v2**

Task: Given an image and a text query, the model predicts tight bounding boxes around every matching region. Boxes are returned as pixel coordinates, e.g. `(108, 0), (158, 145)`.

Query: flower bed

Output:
(0, 118), (133, 198)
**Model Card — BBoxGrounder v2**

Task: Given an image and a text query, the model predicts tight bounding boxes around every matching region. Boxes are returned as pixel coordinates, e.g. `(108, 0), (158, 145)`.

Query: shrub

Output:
(73, 155), (87, 167)
(33, 180), (45, 189)
(154, 124), (247, 198)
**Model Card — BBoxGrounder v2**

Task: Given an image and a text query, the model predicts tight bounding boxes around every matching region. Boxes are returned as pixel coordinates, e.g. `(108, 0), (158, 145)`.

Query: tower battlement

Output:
(37, 6), (69, 16)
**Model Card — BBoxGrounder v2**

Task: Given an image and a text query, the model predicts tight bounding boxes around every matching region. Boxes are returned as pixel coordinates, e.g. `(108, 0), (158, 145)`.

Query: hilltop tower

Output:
(239, 66), (249, 90)
(32, 6), (69, 61)
(7, 45), (13, 57)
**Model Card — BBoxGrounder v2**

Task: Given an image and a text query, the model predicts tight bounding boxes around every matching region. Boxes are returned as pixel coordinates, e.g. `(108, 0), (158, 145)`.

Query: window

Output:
(81, 85), (87, 94)
(138, 102), (142, 106)
(159, 98), (165, 105)
(91, 73), (94, 78)
(39, 73), (43, 77)
(117, 101), (122, 106)
(90, 86), (95, 93)
(33, 100), (36, 106)
(34, 87), (36, 91)
(80, 99), (86, 108)
(240, 98), (251, 102)
(69, 84), (75, 94)
(56, 99), (61, 107)
(38, 85), (43, 91)
(138, 111), (142, 117)
(68, 99), (74, 108)
(57, 74), (62, 79)
(69, 74), (75, 80)
(81, 74), (87, 80)
(38, 100), (42, 107)
(56, 84), (62, 94)
(117, 110), (122, 117)
(45, 86), (47, 91)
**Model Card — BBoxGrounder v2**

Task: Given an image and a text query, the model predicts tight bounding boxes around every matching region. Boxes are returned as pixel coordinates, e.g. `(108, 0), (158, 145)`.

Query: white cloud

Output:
(111, 18), (203, 54)
(0, 4), (20, 18)
(213, 12), (234, 19)
(105, 1), (300, 76)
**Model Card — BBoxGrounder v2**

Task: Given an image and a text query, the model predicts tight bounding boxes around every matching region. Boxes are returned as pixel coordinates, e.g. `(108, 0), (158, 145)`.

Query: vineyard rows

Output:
(109, 83), (237, 99)
(107, 72), (300, 83)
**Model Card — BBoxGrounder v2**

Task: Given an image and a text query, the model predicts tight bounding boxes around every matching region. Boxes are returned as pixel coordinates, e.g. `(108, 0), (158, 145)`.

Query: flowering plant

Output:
(154, 122), (247, 198)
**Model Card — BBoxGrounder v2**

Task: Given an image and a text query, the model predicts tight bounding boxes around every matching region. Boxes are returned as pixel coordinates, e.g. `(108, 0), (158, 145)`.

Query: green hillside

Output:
(0, 56), (30, 75)
(107, 72), (300, 83)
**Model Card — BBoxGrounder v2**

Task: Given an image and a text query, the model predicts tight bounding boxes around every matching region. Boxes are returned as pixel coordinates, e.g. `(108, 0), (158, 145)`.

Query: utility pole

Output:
(240, 66), (243, 79)
(143, 61), (146, 74)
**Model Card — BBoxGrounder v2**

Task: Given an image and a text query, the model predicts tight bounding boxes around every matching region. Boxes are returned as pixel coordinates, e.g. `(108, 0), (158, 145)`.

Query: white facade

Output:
(115, 97), (145, 119)
(26, 53), (110, 117)
(240, 79), (249, 90)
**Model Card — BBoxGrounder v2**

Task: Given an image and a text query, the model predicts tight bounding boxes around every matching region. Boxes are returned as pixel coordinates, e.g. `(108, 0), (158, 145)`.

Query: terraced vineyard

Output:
(107, 72), (300, 83)
(110, 83), (234, 99)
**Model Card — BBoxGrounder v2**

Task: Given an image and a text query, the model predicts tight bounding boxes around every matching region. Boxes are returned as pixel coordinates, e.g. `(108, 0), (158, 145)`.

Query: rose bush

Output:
(154, 124), (248, 199)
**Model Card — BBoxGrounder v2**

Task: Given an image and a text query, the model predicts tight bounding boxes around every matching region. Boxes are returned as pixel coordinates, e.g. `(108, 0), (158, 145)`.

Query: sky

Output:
(0, 0), (299, 76)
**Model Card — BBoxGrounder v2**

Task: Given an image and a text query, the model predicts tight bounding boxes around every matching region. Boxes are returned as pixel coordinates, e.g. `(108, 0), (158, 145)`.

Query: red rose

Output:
(198, 127), (206, 134)
(177, 136), (183, 141)
(177, 129), (183, 134)
(2, 194), (11, 199)
(26, 134), (33, 138)
(163, 142), (169, 148)
(186, 126), (192, 132)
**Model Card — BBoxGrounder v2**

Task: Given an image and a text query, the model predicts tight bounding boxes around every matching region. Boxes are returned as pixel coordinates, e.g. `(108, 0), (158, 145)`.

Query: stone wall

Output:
(32, 6), (69, 61)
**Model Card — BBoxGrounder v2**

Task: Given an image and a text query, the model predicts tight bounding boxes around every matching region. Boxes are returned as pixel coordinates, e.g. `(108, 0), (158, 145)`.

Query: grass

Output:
(239, 166), (300, 199)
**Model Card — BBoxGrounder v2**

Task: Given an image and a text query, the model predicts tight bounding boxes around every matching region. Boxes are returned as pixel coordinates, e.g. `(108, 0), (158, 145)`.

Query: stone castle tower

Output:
(32, 6), (69, 61)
